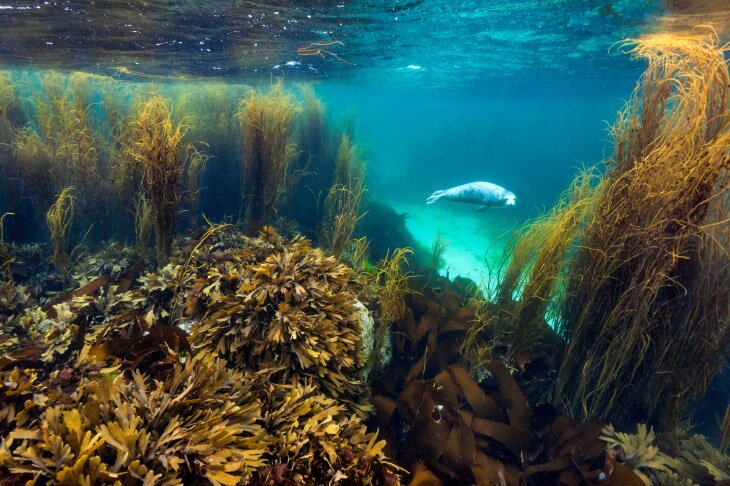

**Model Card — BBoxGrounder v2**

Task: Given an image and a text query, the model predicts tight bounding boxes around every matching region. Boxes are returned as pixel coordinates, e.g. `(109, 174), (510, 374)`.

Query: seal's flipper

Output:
(476, 205), (489, 212)
(426, 190), (445, 204)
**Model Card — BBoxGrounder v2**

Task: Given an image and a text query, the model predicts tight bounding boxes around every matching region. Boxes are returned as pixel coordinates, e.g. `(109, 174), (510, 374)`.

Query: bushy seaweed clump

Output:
(3, 357), (268, 485)
(0, 228), (401, 484)
(189, 227), (371, 415)
(600, 423), (730, 484)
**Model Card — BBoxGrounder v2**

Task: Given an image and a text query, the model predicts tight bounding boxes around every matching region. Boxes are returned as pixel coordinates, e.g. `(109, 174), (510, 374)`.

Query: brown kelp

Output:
(174, 82), (247, 220)
(133, 192), (153, 259)
(260, 381), (400, 485)
(45, 187), (75, 277)
(127, 94), (197, 266)
(555, 32), (730, 429)
(238, 82), (300, 225)
(320, 134), (367, 260)
(488, 169), (600, 360)
(190, 227), (371, 416)
(12, 73), (104, 238)
(0, 227), (402, 485)
(368, 247), (414, 371)
(427, 232), (448, 283)
(374, 357), (643, 485)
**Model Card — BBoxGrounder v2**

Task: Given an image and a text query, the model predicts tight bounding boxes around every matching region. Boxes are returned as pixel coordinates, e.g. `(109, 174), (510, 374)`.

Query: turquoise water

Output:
(0, 0), (666, 279)
(318, 81), (635, 281)
(1, 1), (729, 484)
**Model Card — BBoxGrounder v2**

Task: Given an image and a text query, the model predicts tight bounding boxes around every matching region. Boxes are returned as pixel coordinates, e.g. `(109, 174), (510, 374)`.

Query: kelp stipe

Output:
(555, 32), (730, 429)
(291, 83), (334, 238)
(174, 82), (247, 221)
(133, 192), (153, 259)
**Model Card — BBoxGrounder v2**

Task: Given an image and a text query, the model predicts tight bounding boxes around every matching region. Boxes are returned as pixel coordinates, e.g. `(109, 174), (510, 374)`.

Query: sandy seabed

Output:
(387, 200), (519, 289)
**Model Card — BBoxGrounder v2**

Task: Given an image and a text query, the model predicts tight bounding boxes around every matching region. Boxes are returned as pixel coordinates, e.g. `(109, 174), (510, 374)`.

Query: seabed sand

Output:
(388, 200), (520, 289)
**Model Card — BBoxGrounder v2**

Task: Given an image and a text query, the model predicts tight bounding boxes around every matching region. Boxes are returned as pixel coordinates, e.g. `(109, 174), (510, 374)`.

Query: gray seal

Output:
(426, 181), (516, 211)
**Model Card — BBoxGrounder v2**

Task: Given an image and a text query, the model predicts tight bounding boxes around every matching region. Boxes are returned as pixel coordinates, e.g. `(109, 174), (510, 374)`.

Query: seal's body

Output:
(426, 181), (516, 211)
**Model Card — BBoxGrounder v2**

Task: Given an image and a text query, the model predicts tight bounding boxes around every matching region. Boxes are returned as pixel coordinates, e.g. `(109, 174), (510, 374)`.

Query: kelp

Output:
(46, 187), (75, 277)
(0, 225), (403, 485)
(174, 82), (247, 219)
(373, 359), (642, 485)
(127, 94), (198, 266)
(320, 134), (367, 260)
(367, 248), (414, 371)
(427, 232), (448, 283)
(133, 193), (153, 259)
(555, 31), (730, 429)
(1, 73), (371, 263)
(238, 82), (301, 225)
(4, 357), (269, 485)
(10, 72), (108, 239)
(480, 169), (601, 360)
(190, 227), (371, 416)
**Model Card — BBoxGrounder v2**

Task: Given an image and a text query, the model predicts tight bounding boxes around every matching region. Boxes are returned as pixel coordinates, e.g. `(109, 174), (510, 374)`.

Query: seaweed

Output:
(427, 232), (448, 283)
(373, 359), (635, 485)
(487, 169), (600, 359)
(320, 134), (367, 260)
(260, 381), (400, 485)
(556, 32), (730, 429)
(600, 423), (730, 484)
(367, 247), (414, 371)
(189, 227), (371, 416)
(45, 187), (75, 278)
(132, 192), (153, 259)
(237, 82), (301, 225)
(4, 357), (269, 485)
(128, 94), (196, 266)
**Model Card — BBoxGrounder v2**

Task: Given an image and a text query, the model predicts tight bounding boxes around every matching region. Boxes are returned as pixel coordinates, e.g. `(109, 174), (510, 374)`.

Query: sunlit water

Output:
(0, 0), (704, 281)
(1, 0), (729, 464)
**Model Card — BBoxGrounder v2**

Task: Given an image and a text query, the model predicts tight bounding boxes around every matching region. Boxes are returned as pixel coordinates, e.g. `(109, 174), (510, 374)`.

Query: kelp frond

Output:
(556, 32), (730, 429)
(128, 93), (194, 266)
(238, 82), (300, 224)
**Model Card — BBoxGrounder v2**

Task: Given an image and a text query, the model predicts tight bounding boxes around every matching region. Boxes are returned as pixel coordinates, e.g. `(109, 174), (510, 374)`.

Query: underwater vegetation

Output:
(189, 226), (371, 416)
(320, 134), (367, 262)
(555, 32), (730, 430)
(127, 94), (200, 265)
(0, 26), (729, 486)
(0, 70), (397, 273)
(45, 187), (75, 279)
(454, 30), (730, 435)
(238, 83), (300, 225)
(0, 227), (401, 485)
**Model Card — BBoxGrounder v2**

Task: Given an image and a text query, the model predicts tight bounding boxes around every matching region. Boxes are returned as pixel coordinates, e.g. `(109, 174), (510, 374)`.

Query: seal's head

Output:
(504, 191), (516, 206)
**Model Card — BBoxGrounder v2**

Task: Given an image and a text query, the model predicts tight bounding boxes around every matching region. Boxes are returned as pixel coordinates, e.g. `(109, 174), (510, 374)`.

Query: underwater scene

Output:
(0, 1), (729, 485)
